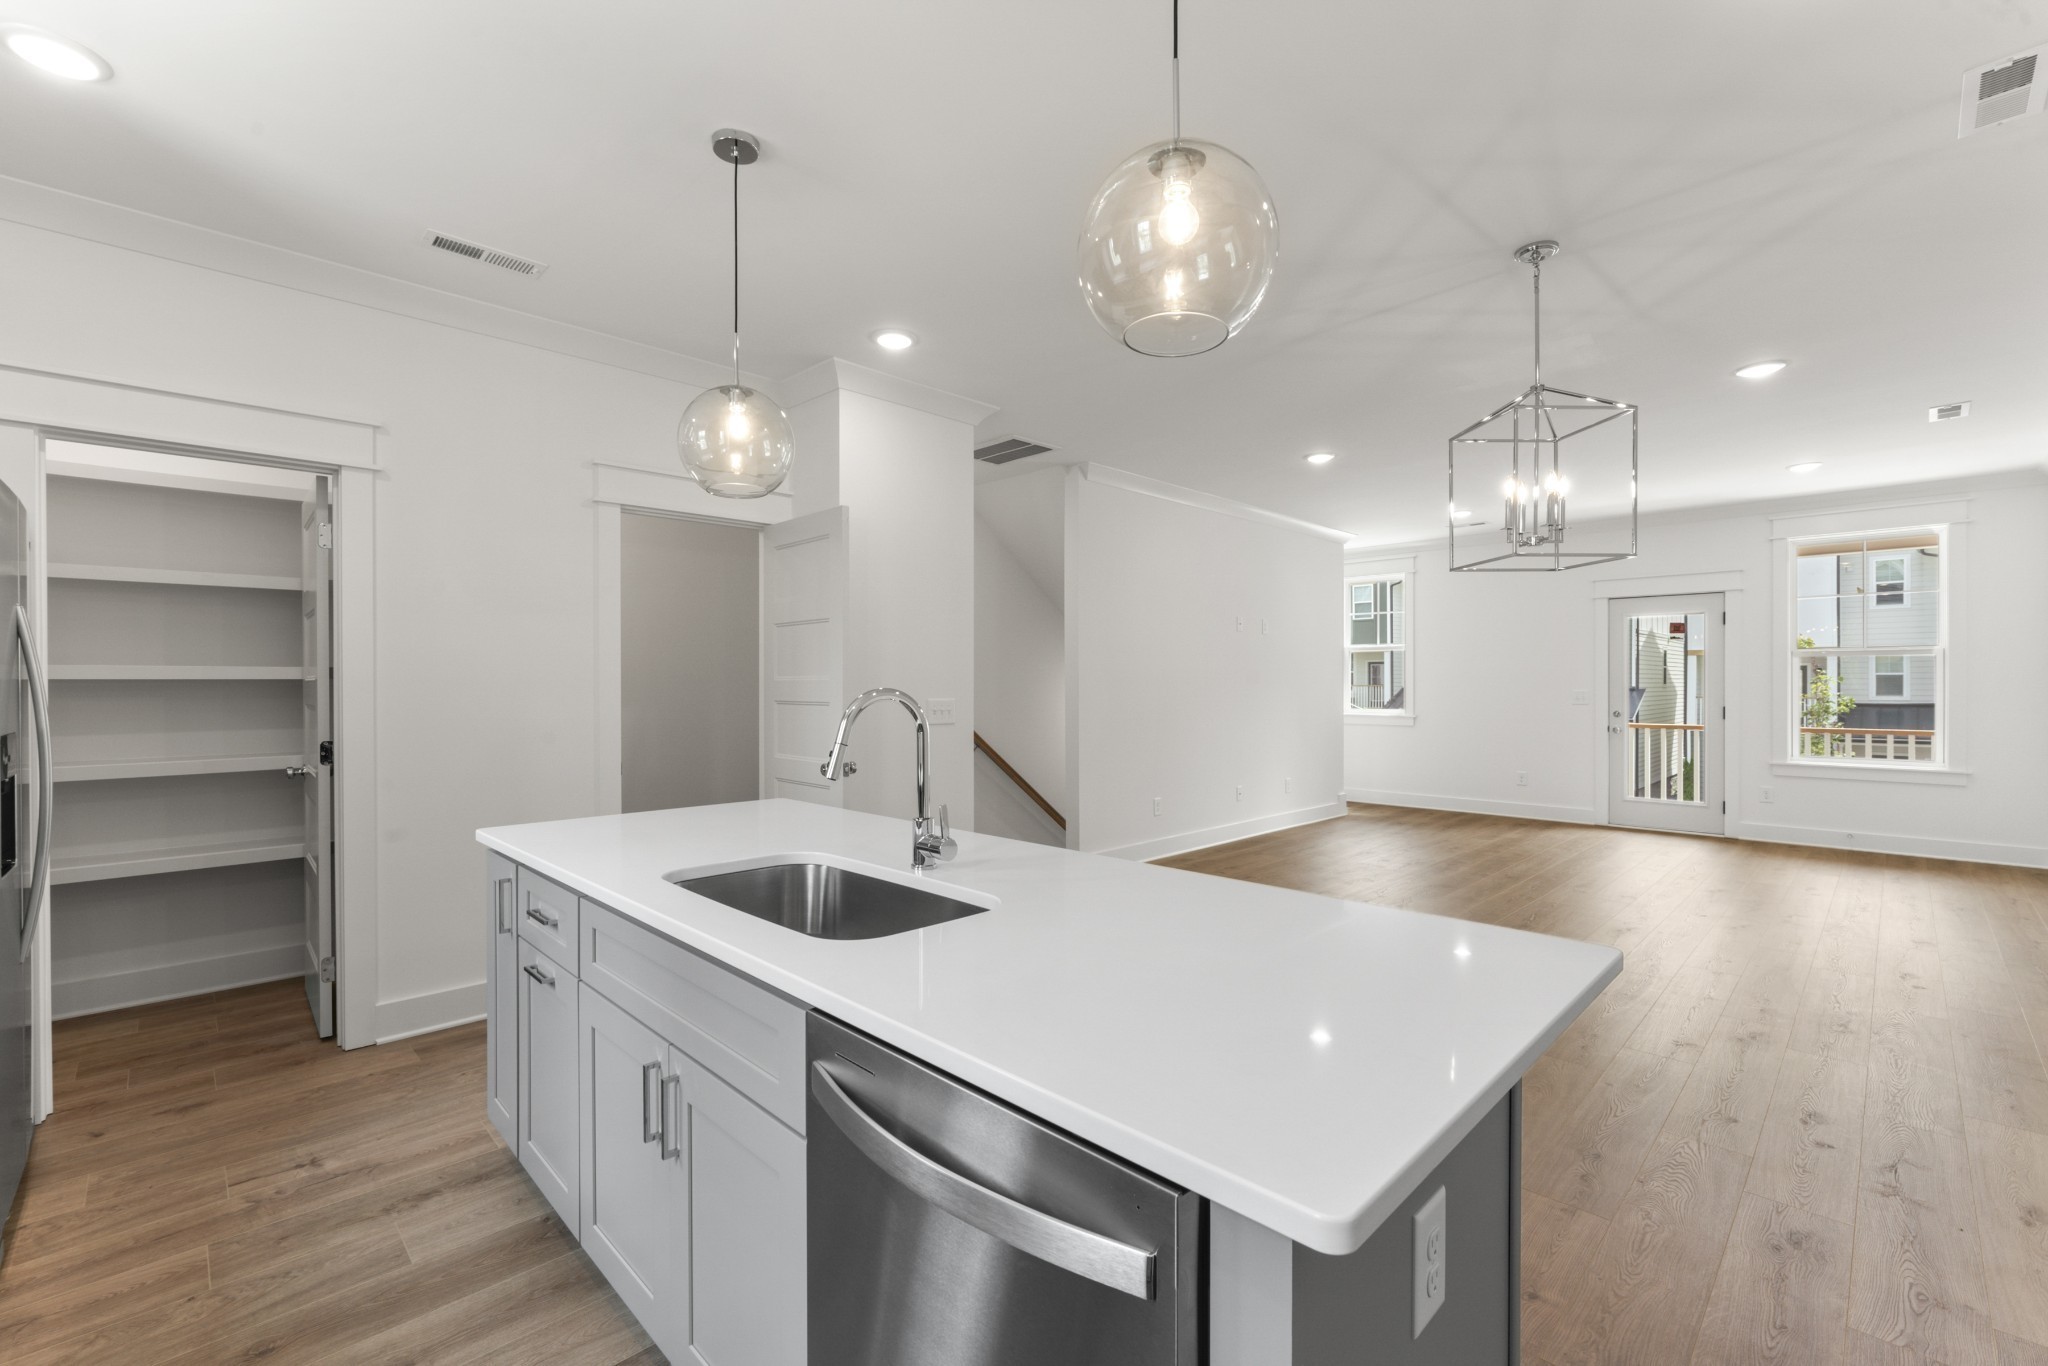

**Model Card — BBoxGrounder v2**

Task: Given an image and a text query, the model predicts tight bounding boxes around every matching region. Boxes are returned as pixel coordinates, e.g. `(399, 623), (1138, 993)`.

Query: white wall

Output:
(1344, 474), (2048, 867)
(974, 514), (1065, 809)
(0, 216), (728, 1037)
(1068, 468), (1346, 859)
(789, 377), (979, 830)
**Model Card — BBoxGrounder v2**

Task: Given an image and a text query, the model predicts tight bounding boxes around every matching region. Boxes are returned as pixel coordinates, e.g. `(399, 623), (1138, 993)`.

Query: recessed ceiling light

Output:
(1734, 360), (1788, 380)
(1788, 462), (1822, 474)
(1305, 452), (1335, 466)
(871, 329), (916, 351)
(4, 28), (111, 81)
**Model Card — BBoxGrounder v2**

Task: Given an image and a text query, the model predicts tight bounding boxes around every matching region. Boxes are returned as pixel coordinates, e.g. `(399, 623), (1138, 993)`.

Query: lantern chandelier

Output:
(1075, 0), (1279, 357)
(1448, 241), (1639, 572)
(679, 129), (795, 499)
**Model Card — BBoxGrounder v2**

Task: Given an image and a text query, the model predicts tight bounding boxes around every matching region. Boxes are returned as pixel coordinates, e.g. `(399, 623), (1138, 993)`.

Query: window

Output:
(1346, 575), (1407, 713)
(1792, 529), (1942, 764)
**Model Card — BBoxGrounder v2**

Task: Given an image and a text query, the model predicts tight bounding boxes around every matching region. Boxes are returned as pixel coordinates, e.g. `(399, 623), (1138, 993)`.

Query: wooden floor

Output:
(6, 806), (2046, 1365)
(0, 982), (655, 1365)
(1163, 806), (2048, 1366)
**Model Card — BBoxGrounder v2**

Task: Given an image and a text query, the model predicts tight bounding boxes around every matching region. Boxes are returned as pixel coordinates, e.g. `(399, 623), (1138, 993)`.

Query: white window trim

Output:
(1343, 567), (1412, 718)
(1773, 511), (1966, 782)
(1872, 555), (1907, 609)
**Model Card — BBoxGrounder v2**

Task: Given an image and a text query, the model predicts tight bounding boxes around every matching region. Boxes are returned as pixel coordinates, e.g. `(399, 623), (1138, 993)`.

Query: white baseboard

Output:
(1729, 820), (2048, 869)
(1096, 802), (1347, 863)
(52, 944), (304, 1020)
(1342, 789), (1598, 826)
(374, 981), (487, 1044)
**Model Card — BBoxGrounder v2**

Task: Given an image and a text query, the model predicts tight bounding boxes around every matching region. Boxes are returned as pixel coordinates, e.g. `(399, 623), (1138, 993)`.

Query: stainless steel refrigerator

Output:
(0, 470), (52, 1259)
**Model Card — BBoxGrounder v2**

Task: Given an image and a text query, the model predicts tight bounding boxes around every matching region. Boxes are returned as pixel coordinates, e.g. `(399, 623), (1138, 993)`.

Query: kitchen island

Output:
(479, 798), (1620, 1365)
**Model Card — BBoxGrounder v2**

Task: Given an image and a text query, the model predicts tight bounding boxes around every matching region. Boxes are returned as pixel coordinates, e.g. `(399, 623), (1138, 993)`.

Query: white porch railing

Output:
(1628, 723), (1701, 802)
(1799, 727), (1935, 762)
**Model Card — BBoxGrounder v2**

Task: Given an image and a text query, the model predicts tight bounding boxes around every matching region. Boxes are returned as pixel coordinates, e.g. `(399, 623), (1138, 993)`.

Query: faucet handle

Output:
(933, 804), (949, 838)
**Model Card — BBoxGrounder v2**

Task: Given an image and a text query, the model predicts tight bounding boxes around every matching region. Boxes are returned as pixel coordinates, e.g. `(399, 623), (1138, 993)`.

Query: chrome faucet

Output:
(821, 688), (956, 870)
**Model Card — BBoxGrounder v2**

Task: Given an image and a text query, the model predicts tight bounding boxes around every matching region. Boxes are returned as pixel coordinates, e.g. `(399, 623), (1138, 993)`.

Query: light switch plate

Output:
(1570, 689), (1590, 705)
(1413, 1185), (1447, 1338)
(927, 698), (957, 725)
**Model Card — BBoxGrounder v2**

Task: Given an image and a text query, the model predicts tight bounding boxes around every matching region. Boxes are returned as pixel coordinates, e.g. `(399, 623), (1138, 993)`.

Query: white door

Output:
(1608, 594), (1725, 836)
(298, 482), (335, 1036)
(760, 507), (847, 805)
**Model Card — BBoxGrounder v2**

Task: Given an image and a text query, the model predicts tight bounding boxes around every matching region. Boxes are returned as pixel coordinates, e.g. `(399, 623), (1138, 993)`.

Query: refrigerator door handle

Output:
(809, 1060), (1157, 1300)
(15, 605), (51, 963)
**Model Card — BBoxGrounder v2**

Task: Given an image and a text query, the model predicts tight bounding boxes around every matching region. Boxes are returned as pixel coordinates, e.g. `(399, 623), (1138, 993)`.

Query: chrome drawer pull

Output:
(522, 962), (555, 988)
(495, 878), (513, 934)
(643, 1062), (664, 1145)
(525, 906), (560, 930)
(809, 1062), (1156, 1300)
(660, 1074), (682, 1161)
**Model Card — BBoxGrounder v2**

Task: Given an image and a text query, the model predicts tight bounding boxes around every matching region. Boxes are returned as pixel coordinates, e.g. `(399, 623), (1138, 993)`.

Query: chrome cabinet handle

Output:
(522, 962), (555, 988)
(495, 878), (513, 934)
(642, 1062), (664, 1146)
(808, 1061), (1156, 1300)
(660, 1073), (682, 1161)
(283, 765), (315, 778)
(525, 905), (559, 930)
(15, 606), (51, 964)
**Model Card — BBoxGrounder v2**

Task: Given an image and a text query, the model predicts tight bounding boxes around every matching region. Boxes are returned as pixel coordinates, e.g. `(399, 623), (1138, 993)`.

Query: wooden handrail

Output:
(973, 733), (1066, 831)
(1798, 726), (1936, 737)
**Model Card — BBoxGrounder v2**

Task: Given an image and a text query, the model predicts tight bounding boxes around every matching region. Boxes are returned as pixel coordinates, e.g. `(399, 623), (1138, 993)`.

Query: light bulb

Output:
(1501, 477), (1516, 499)
(725, 400), (752, 442)
(1159, 179), (1200, 247)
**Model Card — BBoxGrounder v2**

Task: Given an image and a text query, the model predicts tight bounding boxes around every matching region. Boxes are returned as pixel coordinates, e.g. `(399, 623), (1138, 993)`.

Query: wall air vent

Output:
(1959, 47), (2045, 136)
(424, 232), (548, 277)
(1928, 401), (1971, 422)
(973, 437), (1053, 465)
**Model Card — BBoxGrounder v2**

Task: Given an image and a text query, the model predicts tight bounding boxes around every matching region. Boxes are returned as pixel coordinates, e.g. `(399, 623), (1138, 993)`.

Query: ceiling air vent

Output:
(424, 232), (548, 277)
(1959, 47), (2045, 136)
(1929, 401), (1971, 422)
(974, 437), (1053, 465)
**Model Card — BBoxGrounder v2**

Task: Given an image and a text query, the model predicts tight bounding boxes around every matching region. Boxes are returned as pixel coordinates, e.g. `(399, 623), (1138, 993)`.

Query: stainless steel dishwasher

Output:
(807, 1013), (1202, 1366)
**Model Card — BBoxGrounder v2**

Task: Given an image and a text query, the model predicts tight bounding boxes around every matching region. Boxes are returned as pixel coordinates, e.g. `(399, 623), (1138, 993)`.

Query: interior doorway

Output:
(620, 512), (761, 813)
(1608, 593), (1725, 836)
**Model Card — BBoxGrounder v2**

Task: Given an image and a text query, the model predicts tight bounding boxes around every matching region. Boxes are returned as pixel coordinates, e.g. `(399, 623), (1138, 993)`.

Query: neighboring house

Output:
(1797, 544), (1939, 732)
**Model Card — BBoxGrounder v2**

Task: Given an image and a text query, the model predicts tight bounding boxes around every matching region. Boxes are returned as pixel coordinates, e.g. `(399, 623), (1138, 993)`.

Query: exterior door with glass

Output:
(1608, 594), (1724, 835)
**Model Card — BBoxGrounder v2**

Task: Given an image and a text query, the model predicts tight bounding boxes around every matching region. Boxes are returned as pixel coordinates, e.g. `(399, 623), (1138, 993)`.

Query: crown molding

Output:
(0, 173), (745, 390)
(1078, 463), (1352, 543)
(777, 357), (997, 427)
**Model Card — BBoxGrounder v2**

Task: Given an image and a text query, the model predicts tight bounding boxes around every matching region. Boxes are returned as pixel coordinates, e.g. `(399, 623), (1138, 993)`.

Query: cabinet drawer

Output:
(516, 866), (581, 970)
(583, 902), (807, 1135)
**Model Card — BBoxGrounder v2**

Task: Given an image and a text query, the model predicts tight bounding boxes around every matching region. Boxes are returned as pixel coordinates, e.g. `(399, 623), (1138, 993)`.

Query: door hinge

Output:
(1721, 706), (1726, 719)
(1721, 801), (1727, 814)
(319, 740), (333, 766)
(317, 521), (333, 549)
(1721, 611), (1726, 624)
(319, 955), (336, 983)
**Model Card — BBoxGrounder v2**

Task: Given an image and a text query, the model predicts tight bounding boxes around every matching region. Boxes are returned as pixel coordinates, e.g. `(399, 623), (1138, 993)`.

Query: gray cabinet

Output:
(485, 853), (518, 1149)
(518, 937), (579, 1229)
(487, 856), (806, 1364)
(580, 983), (689, 1360)
(678, 1051), (807, 1366)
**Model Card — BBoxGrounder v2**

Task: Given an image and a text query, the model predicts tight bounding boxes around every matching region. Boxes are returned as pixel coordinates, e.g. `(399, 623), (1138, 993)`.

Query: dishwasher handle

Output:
(809, 1060), (1156, 1301)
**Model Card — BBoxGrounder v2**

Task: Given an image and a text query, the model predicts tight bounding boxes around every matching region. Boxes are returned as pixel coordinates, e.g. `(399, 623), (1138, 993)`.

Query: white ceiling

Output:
(4, 0), (2045, 544)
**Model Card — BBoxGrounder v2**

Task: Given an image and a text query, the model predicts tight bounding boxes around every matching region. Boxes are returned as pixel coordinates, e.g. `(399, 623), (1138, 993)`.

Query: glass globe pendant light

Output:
(1077, 0), (1279, 357)
(679, 129), (794, 499)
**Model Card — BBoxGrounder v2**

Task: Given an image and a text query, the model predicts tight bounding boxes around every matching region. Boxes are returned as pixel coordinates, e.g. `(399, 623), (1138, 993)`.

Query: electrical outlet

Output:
(1234, 784), (1244, 802)
(1759, 786), (1772, 804)
(1570, 689), (1590, 706)
(1413, 1185), (1447, 1338)
(1516, 771), (1528, 787)
(1261, 617), (1268, 635)
(1152, 796), (1162, 817)
(1234, 615), (1244, 632)
(1284, 777), (1292, 794)
(927, 698), (957, 726)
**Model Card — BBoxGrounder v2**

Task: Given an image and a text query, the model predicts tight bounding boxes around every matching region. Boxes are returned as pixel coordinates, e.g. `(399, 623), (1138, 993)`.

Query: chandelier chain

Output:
(1170, 0), (1181, 145)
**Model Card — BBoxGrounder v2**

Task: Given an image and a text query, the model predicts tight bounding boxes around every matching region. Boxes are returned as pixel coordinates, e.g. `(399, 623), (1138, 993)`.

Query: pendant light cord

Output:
(1530, 253), (1542, 390)
(731, 152), (742, 388)
(1170, 0), (1181, 145)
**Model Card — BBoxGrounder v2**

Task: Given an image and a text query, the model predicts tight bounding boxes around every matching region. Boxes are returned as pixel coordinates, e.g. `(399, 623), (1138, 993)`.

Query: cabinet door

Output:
(678, 1050), (806, 1366)
(517, 939), (579, 1230)
(485, 855), (518, 1149)
(580, 985), (689, 1359)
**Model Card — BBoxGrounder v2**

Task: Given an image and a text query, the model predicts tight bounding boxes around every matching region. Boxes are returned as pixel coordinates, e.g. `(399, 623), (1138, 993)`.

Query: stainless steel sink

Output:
(668, 862), (988, 940)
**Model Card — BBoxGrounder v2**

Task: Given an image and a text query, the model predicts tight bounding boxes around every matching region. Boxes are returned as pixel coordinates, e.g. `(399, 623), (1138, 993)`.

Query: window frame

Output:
(1344, 570), (1412, 719)
(1786, 526), (1946, 770)
(1873, 555), (1906, 608)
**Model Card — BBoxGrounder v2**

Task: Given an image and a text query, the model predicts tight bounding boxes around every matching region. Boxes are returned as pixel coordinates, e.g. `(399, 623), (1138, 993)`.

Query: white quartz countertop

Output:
(477, 799), (1619, 1255)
